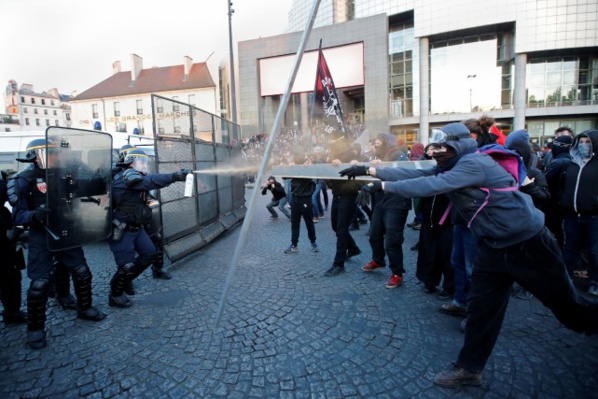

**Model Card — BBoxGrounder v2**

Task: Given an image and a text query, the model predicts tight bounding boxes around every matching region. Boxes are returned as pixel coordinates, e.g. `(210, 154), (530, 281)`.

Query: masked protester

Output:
(108, 148), (191, 308)
(340, 122), (598, 388)
(8, 139), (107, 349)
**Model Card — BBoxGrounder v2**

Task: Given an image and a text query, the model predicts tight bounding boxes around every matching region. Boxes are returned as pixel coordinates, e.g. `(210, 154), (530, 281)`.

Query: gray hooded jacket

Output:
(375, 138), (544, 248)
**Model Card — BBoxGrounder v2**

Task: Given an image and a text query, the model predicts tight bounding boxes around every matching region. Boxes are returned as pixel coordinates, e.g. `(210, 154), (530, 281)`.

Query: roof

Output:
(73, 63), (216, 101)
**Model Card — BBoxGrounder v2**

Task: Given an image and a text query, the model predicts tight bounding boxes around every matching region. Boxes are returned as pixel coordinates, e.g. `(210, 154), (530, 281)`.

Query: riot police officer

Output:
(8, 138), (106, 349)
(108, 148), (190, 308)
(0, 170), (26, 324)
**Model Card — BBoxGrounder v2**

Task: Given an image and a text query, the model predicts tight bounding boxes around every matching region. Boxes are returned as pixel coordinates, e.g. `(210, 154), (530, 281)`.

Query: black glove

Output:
(172, 169), (192, 182)
(361, 181), (383, 193)
(338, 165), (369, 180)
(33, 205), (51, 225)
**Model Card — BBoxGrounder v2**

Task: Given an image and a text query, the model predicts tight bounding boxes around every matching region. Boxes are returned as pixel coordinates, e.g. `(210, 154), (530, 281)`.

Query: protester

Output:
(340, 122), (598, 387)
(261, 176), (290, 219)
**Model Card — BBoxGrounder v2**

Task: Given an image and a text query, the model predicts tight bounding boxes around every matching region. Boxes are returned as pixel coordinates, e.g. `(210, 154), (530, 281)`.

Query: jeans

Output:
(312, 182), (324, 217)
(331, 194), (360, 267)
(290, 196), (316, 246)
(457, 227), (598, 372)
(369, 207), (409, 275)
(266, 197), (291, 218)
(563, 214), (598, 283)
(452, 225), (477, 306)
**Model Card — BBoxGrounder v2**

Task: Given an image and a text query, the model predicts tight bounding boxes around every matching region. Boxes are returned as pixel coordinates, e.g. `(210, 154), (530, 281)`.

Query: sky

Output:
(0, 0), (293, 109)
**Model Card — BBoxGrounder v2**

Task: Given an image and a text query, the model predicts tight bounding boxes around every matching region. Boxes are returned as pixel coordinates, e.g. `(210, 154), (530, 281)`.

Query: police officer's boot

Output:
(27, 279), (49, 350)
(72, 264), (106, 321)
(109, 263), (134, 308)
(54, 260), (77, 310)
(151, 252), (172, 280)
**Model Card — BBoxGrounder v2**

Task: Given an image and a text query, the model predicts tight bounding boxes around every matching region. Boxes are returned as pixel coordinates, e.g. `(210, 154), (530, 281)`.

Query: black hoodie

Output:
(561, 130), (598, 215)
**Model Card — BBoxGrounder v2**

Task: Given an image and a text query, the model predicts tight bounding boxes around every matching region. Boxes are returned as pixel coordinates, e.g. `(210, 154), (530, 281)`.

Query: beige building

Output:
(69, 54), (220, 138)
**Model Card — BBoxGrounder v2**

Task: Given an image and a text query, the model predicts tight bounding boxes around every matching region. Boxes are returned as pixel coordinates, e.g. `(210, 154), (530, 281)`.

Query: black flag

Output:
(313, 41), (347, 143)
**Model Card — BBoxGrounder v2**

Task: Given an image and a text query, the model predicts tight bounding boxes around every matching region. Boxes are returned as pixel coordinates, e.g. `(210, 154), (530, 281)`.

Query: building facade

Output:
(3, 80), (72, 132)
(239, 0), (598, 144)
(69, 54), (220, 139)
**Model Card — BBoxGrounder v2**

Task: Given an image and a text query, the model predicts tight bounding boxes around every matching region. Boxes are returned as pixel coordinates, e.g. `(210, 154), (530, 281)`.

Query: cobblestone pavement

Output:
(1, 188), (597, 398)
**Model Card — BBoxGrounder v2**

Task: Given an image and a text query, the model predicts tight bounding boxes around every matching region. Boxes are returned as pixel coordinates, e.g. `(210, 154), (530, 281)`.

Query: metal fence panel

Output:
(151, 94), (245, 261)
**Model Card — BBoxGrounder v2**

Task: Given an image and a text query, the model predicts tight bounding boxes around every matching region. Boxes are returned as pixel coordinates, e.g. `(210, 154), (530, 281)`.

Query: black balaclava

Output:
(431, 145), (458, 171)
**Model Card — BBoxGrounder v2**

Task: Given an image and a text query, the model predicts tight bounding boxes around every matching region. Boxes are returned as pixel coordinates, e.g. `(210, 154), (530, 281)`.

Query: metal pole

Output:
(227, 0), (238, 137)
(214, 0), (322, 327)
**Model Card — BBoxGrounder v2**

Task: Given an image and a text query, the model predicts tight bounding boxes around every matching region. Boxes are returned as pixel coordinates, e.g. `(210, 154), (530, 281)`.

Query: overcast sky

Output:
(0, 0), (293, 109)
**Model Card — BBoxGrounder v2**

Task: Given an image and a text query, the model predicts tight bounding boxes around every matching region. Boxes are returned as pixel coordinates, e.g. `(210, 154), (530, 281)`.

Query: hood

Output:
(410, 142), (424, 159)
(570, 129), (598, 165)
(505, 129), (532, 168)
(445, 138), (477, 157)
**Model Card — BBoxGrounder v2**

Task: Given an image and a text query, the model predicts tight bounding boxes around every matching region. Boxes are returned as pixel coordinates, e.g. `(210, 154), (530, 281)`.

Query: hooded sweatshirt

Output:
(375, 137), (544, 248)
(560, 130), (598, 215)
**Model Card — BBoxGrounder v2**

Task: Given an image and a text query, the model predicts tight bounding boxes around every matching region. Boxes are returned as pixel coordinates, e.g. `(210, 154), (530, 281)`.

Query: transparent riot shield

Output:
(45, 127), (112, 251)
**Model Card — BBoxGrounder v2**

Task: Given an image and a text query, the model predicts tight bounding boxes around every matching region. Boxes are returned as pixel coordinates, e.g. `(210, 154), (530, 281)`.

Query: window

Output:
(31, 98), (35, 104)
(45, 119), (50, 126)
(188, 94), (195, 105)
(25, 118), (30, 126)
(92, 104), (98, 118)
(65, 113), (71, 121)
(173, 96), (180, 111)
(42, 99), (46, 105)
(51, 100), (55, 106)
(23, 108), (28, 114)
(36, 119), (40, 126)
(156, 98), (164, 113)
(34, 109), (38, 114)
(20, 96), (25, 103)
(136, 100), (143, 115)
(53, 110), (57, 116)
(54, 120), (59, 126)
(114, 102), (120, 117)
(44, 109), (48, 115)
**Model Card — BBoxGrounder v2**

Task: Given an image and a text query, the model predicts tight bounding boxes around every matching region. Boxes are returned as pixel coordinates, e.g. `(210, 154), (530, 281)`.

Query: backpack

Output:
(439, 144), (527, 228)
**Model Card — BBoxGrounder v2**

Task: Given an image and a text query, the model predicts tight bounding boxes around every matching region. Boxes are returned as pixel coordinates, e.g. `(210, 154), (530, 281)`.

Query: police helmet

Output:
(121, 148), (149, 173)
(118, 144), (136, 162)
(17, 138), (58, 169)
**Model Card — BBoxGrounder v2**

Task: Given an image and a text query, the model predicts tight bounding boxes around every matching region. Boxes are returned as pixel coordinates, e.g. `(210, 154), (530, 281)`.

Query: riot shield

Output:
(45, 127), (112, 251)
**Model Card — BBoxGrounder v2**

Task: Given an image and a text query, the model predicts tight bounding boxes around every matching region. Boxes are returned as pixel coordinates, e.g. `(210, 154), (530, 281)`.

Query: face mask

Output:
(578, 142), (592, 159)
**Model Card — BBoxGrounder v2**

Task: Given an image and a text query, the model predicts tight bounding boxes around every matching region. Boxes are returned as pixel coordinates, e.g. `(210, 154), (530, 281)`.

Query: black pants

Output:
(369, 207), (409, 276)
(457, 227), (598, 372)
(290, 196), (316, 246)
(331, 194), (360, 267)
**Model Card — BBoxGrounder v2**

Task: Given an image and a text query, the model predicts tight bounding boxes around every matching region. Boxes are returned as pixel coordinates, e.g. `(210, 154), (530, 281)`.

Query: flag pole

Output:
(214, 0), (323, 327)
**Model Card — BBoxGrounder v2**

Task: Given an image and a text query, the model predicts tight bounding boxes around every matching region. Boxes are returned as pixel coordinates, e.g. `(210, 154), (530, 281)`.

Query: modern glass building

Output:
(238, 0), (598, 145)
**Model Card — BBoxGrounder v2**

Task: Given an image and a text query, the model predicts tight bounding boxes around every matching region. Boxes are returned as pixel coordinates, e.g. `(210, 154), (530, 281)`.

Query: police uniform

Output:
(0, 170), (26, 324)
(108, 149), (189, 308)
(8, 139), (106, 350)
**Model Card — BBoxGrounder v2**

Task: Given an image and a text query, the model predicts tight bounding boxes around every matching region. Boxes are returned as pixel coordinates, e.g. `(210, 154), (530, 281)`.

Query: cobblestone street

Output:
(1, 188), (597, 398)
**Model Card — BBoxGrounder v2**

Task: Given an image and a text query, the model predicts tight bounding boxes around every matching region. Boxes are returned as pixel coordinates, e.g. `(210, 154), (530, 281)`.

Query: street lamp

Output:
(467, 74), (477, 112)
(227, 1), (238, 130)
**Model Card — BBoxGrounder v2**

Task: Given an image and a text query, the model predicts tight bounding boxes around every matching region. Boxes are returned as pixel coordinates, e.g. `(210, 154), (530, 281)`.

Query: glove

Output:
(123, 168), (144, 187)
(172, 169), (192, 182)
(338, 165), (369, 180)
(33, 205), (51, 225)
(361, 181), (383, 193)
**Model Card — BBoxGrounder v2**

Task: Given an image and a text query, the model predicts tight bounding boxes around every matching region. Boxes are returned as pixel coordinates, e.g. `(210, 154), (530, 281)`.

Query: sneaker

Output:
(362, 260), (384, 272)
(324, 265), (345, 277)
(284, 245), (298, 254)
(439, 302), (467, 317)
(269, 215), (279, 219)
(434, 363), (482, 387)
(386, 274), (403, 289)
(588, 282), (598, 296)
(313, 217), (319, 223)
(437, 290), (453, 301)
(318, 214), (325, 219)
(311, 243), (319, 253)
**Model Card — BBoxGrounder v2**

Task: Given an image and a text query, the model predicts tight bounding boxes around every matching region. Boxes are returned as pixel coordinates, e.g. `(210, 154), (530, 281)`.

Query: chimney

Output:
(112, 61), (121, 75)
(48, 88), (59, 98)
(183, 56), (193, 76)
(131, 54), (143, 81)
